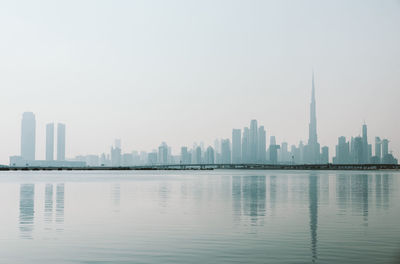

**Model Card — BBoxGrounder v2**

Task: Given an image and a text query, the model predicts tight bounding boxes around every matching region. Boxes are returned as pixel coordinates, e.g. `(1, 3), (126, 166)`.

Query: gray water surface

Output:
(0, 170), (399, 263)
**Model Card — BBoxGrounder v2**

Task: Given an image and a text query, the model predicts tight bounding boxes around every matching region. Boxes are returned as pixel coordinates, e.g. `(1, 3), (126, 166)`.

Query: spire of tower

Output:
(312, 70), (315, 102)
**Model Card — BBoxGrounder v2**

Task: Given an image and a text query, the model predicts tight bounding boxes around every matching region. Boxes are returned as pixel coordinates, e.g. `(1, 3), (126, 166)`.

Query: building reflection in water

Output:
(44, 184), (53, 225)
(375, 174), (382, 208)
(158, 182), (171, 209)
(309, 174), (318, 263)
(382, 174), (389, 209)
(350, 175), (369, 225)
(232, 176), (266, 225)
(269, 176), (277, 213)
(232, 176), (242, 222)
(19, 184), (35, 239)
(112, 184), (121, 205)
(56, 184), (65, 230)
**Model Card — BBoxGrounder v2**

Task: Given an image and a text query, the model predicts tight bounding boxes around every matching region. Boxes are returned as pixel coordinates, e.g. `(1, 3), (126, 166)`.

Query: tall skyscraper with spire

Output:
(305, 72), (321, 164)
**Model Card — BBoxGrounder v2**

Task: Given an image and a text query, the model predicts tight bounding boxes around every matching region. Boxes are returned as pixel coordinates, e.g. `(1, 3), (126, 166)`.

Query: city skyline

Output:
(8, 74), (398, 166)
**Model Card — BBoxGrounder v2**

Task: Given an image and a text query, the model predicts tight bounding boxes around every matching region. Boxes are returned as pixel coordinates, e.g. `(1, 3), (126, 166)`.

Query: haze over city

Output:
(0, 0), (399, 164)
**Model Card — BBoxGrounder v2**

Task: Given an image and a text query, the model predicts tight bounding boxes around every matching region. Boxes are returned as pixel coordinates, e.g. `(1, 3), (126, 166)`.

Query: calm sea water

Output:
(0, 170), (399, 264)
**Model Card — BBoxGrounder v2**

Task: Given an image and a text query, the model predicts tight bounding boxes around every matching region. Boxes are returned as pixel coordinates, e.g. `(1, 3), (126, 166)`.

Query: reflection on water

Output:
(309, 174), (318, 263)
(56, 184), (65, 230)
(19, 184), (35, 239)
(9, 172), (399, 263)
(232, 176), (266, 225)
(44, 184), (53, 226)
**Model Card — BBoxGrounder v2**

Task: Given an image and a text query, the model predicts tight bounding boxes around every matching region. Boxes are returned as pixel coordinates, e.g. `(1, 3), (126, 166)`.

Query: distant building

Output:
(195, 146), (202, 164)
(280, 142), (289, 163)
(205, 146), (215, 164)
(46, 123), (54, 161)
(362, 123), (369, 163)
(304, 73), (320, 164)
(242, 127), (249, 163)
(147, 152), (157, 165)
(180, 147), (190, 164)
(158, 142), (169, 165)
(111, 139), (121, 166)
(21, 112), (36, 161)
(354, 137), (363, 164)
(269, 136), (280, 164)
(122, 153), (133, 166)
(321, 146), (329, 164)
(375, 137), (382, 163)
(221, 139), (231, 164)
(382, 139), (389, 157)
(334, 136), (350, 164)
(232, 129), (241, 163)
(57, 123), (66, 161)
(257, 126), (266, 163)
(249, 120), (258, 163)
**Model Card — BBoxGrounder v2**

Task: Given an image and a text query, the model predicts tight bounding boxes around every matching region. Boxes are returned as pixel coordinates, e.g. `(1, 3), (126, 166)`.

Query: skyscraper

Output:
(321, 146), (329, 164)
(46, 123), (54, 161)
(362, 123), (369, 163)
(21, 112), (36, 161)
(334, 136), (350, 164)
(242, 127), (249, 163)
(305, 72), (320, 164)
(195, 146), (202, 164)
(249, 120), (258, 163)
(111, 139), (122, 166)
(232, 129), (241, 163)
(158, 142), (169, 165)
(354, 137), (363, 164)
(257, 126), (266, 163)
(57, 123), (66, 161)
(375, 137), (382, 162)
(205, 146), (215, 164)
(180, 147), (190, 164)
(221, 139), (231, 164)
(269, 136), (280, 164)
(382, 139), (389, 157)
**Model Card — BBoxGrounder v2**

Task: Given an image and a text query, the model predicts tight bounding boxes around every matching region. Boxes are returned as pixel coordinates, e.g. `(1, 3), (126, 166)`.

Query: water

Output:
(0, 170), (399, 264)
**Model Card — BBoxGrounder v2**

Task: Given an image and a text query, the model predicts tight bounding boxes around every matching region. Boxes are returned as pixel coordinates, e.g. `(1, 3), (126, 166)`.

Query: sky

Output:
(0, 0), (399, 163)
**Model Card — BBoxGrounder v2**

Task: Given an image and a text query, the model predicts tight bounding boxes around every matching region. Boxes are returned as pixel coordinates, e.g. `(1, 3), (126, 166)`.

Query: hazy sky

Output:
(0, 0), (399, 163)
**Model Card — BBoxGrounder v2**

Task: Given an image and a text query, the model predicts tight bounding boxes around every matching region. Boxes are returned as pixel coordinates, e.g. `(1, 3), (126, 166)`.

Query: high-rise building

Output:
(375, 137), (382, 162)
(158, 142), (169, 165)
(57, 123), (66, 161)
(180, 147), (190, 164)
(305, 72), (320, 164)
(354, 137), (363, 164)
(21, 112), (36, 161)
(232, 129), (242, 163)
(249, 120), (258, 163)
(205, 146), (215, 164)
(257, 126), (266, 163)
(269, 136), (280, 164)
(46, 123), (54, 161)
(242, 127), (249, 163)
(111, 139), (121, 166)
(362, 123), (369, 163)
(195, 146), (202, 164)
(221, 139), (231, 164)
(280, 142), (289, 163)
(334, 136), (350, 164)
(321, 146), (329, 164)
(382, 139), (389, 157)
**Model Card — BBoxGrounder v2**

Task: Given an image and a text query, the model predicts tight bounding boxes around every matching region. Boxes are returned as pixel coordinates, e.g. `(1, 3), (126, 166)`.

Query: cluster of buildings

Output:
(332, 124), (397, 164)
(9, 112), (85, 167)
(8, 74), (398, 167)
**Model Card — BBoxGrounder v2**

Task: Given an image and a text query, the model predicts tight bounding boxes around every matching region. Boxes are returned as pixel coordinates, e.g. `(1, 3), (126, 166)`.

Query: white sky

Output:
(0, 0), (399, 163)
